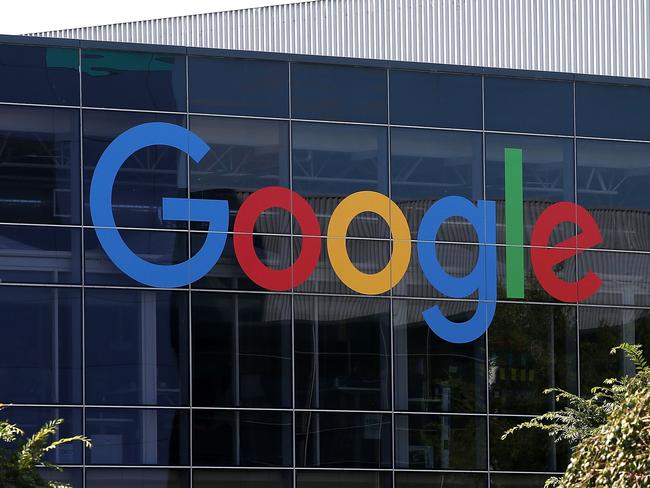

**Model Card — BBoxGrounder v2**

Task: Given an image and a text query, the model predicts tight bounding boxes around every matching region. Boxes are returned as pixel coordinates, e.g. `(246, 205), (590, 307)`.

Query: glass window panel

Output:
(292, 122), (389, 237)
(85, 289), (189, 406)
(490, 416), (569, 472)
(396, 472), (488, 488)
(40, 468), (83, 488)
(189, 116), (290, 234)
(82, 49), (186, 111)
(86, 468), (189, 488)
(488, 303), (578, 415)
(486, 134), (575, 245)
(485, 77), (573, 135)
(189, 56), (289, 117)
(192, 410), (292, 467)
(192, 292), (292, 408)
(0, 225), (81, 284)
(391, 128), (483, 240)
(577, 139), (650, 251)
(84, 228), (189, 286)
(294, 295), (391, 410)
(0, 44), (79, 105)
(194, 470), (292, 488)
(393, 298), (487, 413)
(395, 414), (487, 470)
(576, 82), (650, 140)
(83, 110), (187, 230)
(490, 474), (554, 487)
(295, 412), (392, 468)
(8, 407), (83, 464)
(578, 306), (650, 394)
(85, 408), (189, 466)
(0, 286), (81, 404)
(0, 105), (80, 224)
(291, 63), (387, 123)
(390, 70), (482, 129)
(297, 470), (392, 488)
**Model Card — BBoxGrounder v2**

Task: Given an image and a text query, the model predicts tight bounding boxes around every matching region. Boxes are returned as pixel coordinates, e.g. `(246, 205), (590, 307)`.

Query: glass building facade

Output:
(0, 36), (649, 488)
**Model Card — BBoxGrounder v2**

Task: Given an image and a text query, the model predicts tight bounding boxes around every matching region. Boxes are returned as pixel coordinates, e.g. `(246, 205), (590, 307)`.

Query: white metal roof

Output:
(31, 0), (650, 79)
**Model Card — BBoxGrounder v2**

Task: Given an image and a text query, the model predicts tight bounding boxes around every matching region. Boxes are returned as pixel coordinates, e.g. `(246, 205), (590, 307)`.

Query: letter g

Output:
(89, 122), (229, 288)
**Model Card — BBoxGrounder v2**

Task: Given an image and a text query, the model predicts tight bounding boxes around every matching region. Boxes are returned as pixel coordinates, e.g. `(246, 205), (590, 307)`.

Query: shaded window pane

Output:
(0, 225), (81, 284)
(295, 295), (391, 410)
(578, 306), (650, 394)
(192, 410), (292, 467)
(83, 110), (187, 229)
(0, 105), (80, 224)
(391, 128), (482, 240)
(390, 70), (482, 129)
(486, 134), (575, 245)
(485, 77), (573, 135)
(189, 116), (290, 233)
(576, 82), (650, 140)
(393, 299), (486, 413)
(86, 468), (189, 488)
(192, 292), (292, 408)
(577, 139), (650, 251)
(85, 289), (189, 406)
(189, 56), (289, 117)
(40, 468), (83, 488)
(297, 471), (392, 488)
(291, 63), (387, 123)
(296, 412), (392, 468)
(490, 474), (554, 487)
(0, 44), (79, 105)
(86, 408), (189, 466)
(0, 287), (81, 404)
(8, 407), (83, 464)
(82, 49), (186, 111)
(292, 122), (388, 237)
(395, 414), (487, 470)
(194, 470), (292, 488)
(84, 228), (188, 286)
(396, 472), (488, 488)
(489, 304), (577, 415)
(490, 416), (569, 472)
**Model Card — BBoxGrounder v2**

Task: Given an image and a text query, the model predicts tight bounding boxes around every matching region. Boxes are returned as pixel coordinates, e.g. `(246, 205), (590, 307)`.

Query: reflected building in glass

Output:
(0, 24), (649, 488)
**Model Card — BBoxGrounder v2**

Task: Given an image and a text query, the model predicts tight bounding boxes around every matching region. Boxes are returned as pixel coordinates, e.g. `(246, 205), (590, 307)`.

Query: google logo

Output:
(90, 123), (604, 344)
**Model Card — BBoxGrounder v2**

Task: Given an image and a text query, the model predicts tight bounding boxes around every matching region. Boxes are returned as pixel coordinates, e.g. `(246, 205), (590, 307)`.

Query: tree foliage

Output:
(502, 343), (650, 487)
(0, 404), (91, 488)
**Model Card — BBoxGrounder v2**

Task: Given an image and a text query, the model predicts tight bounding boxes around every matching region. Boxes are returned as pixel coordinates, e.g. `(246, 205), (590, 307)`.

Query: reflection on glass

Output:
(486, 134), (575, 245)
(291, 63), (387, 123)
(194, 469), (292, 488)
(484, 77), (573, 135)
(294, 295), (390, 410)
(40, 468), (83, 488)
(189, 56), (289, 117)
(489, 304), (577, 414)
(192, 292), (292, 408)
(85, 289), (189, 406)
(0, 105), (80, 224)
(297, 470), (392, 488)
(86, 468), (189, 488)
(192, 410), (292, 467)
(490, 474), (554, 488)
(578, 306), (650, 394)
(391, 128), (482, 240)
(490, 416), (569, 472)
(393, 299), (486, 413)
(82, 49), (186, 111)
(0, 225), (81, 284)
(83, 110), (187, 229)
(292, 122), (388, 237)
(0, 287), (81, 404)
(85, 408), (189, 466)
(395, 472), (487, 488)
(296, 412), (392, 468)
(189, 116), (290, 233)
(577, 139), (650, 251)
(395, 414), (487, 469)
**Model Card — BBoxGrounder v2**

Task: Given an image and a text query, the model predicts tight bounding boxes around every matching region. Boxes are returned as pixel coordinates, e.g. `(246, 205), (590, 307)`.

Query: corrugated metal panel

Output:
(31, 0), (650, 78)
